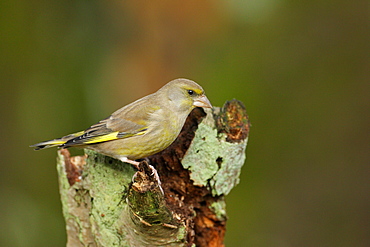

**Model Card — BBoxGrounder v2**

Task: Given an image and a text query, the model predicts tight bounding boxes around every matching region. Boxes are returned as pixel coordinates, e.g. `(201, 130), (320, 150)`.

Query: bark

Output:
(57, 100), (250, 247)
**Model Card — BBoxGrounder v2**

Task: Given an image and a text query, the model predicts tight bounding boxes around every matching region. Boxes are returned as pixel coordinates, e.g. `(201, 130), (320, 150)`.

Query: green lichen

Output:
(210, 200), (227, 221)
(181, 108), (248, 196)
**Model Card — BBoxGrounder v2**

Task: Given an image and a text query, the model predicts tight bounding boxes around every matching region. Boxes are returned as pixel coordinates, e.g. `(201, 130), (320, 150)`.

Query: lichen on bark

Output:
(56, 100), (250, 247)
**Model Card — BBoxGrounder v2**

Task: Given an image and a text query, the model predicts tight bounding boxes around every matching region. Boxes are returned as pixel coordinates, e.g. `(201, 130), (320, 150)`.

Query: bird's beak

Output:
(193, 95), (213, 108)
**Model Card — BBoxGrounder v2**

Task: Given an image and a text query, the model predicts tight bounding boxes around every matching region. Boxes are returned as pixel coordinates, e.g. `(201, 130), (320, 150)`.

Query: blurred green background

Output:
(1, 1), (368, 246)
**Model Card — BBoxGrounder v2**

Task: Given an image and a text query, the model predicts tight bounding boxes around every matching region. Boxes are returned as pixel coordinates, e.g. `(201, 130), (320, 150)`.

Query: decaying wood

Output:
(57, 100), (250, 247)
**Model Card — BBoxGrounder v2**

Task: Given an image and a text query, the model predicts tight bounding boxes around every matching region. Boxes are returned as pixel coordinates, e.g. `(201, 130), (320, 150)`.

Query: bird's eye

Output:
(187, 90), (194, 96)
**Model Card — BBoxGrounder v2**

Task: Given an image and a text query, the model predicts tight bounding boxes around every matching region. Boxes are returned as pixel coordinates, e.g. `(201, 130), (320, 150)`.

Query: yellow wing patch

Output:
(83, 131), (120, 144)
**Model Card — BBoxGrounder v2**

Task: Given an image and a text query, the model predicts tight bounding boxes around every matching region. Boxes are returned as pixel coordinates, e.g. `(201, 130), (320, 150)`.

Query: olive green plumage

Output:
(31, 78), (212, 164)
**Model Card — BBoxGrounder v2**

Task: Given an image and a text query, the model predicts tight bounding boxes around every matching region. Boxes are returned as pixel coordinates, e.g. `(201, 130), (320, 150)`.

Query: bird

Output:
(30, 78), (212, 167)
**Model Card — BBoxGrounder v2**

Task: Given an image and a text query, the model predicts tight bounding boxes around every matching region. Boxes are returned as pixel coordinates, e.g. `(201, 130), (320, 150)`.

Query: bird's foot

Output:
(120, 157), (140, 169)
(126, 158), (163, 195)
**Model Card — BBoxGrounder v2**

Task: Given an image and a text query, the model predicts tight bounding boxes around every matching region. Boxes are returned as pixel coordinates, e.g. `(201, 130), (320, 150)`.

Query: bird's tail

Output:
(30, 131), (84, 150)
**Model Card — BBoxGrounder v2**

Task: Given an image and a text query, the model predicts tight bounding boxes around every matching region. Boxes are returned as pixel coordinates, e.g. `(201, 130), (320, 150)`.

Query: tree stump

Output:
(57, 99), (250, 247)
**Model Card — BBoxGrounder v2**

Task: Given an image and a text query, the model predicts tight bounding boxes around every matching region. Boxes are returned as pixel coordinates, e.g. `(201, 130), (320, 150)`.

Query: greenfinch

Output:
(31, 78), (212, 166)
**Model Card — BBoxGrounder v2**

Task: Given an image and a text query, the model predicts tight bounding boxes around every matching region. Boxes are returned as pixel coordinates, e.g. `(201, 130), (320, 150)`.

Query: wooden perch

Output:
(57, 99), (250, 247)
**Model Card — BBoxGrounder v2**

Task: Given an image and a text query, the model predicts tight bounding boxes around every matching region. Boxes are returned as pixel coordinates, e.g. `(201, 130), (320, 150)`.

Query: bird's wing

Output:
(62, 96), (160, 147)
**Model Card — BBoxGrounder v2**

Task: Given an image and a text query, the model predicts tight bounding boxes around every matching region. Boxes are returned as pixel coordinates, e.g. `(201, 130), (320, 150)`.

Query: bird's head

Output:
(161, 78), (212, 113)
